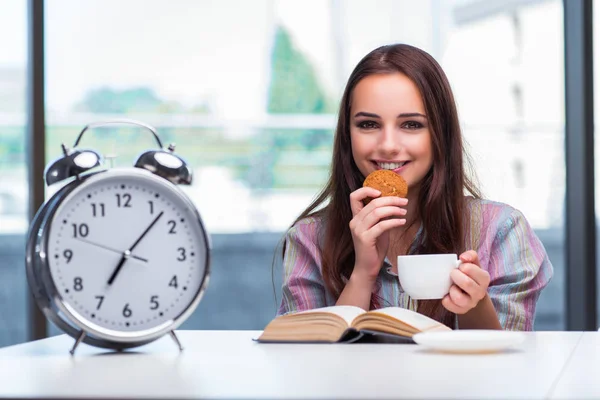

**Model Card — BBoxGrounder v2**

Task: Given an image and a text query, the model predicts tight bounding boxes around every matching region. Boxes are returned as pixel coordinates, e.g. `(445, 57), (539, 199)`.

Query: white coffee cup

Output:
(396, 254), (462, 300)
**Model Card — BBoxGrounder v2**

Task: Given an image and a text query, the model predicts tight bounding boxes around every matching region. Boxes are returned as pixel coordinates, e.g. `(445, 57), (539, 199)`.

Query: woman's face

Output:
(350, 73), (433, 196)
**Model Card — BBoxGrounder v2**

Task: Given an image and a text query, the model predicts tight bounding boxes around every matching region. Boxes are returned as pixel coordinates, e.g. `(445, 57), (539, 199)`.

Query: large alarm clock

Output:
(26, 120), (210, 354)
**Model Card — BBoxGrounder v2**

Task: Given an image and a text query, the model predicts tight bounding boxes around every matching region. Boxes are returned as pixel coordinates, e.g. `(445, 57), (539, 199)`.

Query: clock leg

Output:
(69, 331), (87, 355)
(169, 330), (184, 351)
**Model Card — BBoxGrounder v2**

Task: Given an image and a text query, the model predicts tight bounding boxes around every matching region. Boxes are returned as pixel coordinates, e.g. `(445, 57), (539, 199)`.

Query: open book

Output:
(257, 305), (451, 343)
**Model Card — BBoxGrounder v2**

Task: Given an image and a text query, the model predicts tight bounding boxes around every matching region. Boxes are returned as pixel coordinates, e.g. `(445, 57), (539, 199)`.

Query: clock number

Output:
(63, 249), (73, 263)
(116, 193), (132, 208)
(123, 303), (132, 318)
(150, 295), (160, 310)
(95, 295), (104, 310)
(169, 275), (178, 289)
(73, 277), (83, 291)
(71, 223), (89, 238)
(148, 201), (154, 215)
(168, 220), (177, 234)
(177, 247), (186, 261)
(91, 203), (105, 217)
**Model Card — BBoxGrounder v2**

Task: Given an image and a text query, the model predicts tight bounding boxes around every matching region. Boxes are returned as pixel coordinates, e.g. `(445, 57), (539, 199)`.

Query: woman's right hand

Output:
(349, 187), (408, 283)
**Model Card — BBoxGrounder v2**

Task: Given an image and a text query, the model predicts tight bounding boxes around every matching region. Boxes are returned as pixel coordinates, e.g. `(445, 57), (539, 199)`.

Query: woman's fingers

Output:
(457, 262), (490, 289)
(349, 187), (382, 216)
(442, 285), (471, 313)
(442, 257), (491, 314)
(349, 187), (409, 249)
(360, 205), (407, 229)
(350, 202), (407, 235)
(442, 294), (463, 314)
(350, 188), (408, 217)
(359, 218), (407, 242)
(444, 251), (489, 314)
(448, 284), (471, 308)
(459, 250), (480, 266)
(450, 268), (479, 297)
(441, 295), (459, 313)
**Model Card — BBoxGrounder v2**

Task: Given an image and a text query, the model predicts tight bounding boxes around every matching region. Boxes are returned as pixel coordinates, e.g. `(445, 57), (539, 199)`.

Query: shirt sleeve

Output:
(277, 220), (327, 316)
(486, 209), (554, 331)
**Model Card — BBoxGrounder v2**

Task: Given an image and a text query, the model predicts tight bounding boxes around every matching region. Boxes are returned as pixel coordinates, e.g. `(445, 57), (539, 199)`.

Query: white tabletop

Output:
(0, 330), (595, 399)
(549, 332), (600, 399)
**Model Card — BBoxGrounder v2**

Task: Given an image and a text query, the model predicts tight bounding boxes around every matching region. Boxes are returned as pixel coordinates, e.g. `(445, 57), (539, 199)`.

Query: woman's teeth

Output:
(378, 162), (406, 170)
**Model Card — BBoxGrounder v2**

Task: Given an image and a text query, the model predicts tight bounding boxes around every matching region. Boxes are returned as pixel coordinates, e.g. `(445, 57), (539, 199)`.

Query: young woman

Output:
(277, 44), (553, 331)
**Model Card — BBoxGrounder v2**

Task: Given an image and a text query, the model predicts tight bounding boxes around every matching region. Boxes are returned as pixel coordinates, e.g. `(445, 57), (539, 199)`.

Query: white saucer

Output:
(412, 330), (526, 354)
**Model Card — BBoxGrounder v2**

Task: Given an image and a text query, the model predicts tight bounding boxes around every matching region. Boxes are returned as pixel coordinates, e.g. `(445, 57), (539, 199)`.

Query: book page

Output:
(372, 307), (450, 331)
(298, 305), (366, 326)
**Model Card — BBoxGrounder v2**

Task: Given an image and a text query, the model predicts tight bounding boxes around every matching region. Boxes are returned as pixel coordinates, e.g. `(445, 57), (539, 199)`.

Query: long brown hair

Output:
(286, 44), (480, 319)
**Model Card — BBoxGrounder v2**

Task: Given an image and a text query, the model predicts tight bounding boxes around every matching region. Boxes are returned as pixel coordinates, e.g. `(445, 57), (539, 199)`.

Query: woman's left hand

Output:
(441, 250), (490, 314)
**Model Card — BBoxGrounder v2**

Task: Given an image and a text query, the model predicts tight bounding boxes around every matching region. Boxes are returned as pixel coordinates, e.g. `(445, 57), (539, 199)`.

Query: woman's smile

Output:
(372, 160), (412, 173)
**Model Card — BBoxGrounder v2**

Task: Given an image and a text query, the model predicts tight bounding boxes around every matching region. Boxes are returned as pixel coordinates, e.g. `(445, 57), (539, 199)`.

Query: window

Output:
(0, 0), (28, 346)
(442, 1), (564, 329)
(39, 0), (564, 336)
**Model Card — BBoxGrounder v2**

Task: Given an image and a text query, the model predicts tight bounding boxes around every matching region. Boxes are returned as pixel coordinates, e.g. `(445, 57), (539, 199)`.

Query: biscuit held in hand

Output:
(362, 169), (408, 205)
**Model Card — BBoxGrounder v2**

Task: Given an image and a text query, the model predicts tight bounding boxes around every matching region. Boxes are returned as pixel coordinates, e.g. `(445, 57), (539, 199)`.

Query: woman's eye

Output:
(357, 121), (378, 130)
(402, 121), (424, 130)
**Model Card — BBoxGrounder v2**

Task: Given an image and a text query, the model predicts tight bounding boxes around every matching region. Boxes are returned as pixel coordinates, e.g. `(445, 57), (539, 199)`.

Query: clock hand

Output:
(107, 252), (128, 286)
(75, 237), (148, 262)
(128, 211), (165, 252)
(107, 211), (164, 285)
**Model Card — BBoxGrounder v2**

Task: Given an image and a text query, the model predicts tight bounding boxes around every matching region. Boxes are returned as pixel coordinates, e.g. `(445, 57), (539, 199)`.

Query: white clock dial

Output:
(46, 170), (209, 336)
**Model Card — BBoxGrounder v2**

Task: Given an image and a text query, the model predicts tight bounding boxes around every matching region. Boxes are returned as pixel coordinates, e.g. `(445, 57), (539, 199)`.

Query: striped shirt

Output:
(277, 197), (554, 331)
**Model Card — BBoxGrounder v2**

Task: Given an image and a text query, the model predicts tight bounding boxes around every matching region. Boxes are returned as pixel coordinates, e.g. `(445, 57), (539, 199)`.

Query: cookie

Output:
(362, 169), (408, 205)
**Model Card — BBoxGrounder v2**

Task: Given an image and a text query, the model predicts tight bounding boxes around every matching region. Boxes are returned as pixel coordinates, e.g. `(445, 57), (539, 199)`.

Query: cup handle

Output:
(455, 259), (463, 268)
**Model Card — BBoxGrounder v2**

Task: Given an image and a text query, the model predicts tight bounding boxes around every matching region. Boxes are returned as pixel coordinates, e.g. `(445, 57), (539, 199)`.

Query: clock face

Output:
(46, 169), (209, 337)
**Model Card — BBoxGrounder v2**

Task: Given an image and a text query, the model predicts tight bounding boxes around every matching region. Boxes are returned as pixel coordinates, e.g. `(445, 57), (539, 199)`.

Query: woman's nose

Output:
(379, 126), (401, 153)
